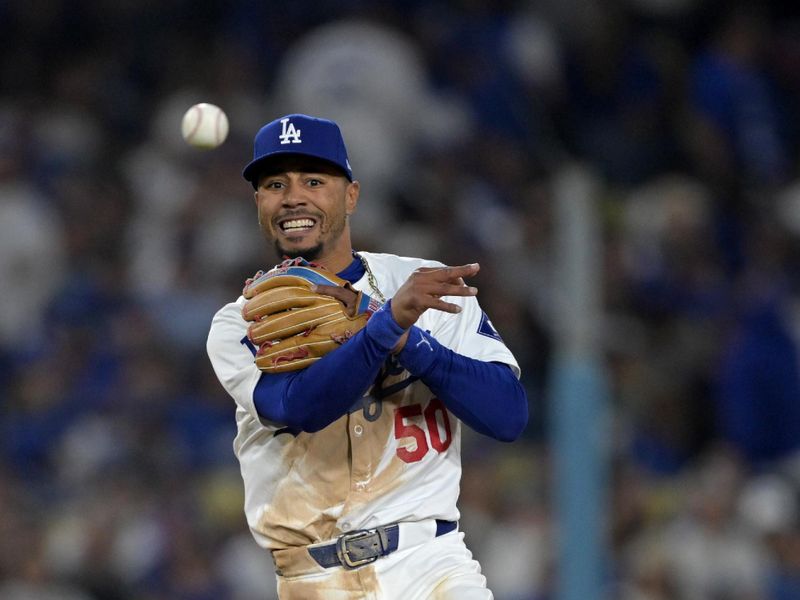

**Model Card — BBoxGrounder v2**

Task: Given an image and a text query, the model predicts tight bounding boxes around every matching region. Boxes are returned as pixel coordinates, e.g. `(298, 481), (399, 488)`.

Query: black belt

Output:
(308, 519), (457, 570)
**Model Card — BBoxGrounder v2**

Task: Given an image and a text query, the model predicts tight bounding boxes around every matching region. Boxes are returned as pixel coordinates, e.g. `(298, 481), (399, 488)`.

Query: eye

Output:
(307, 178), (323, 187)
(263, 180), (284, 190)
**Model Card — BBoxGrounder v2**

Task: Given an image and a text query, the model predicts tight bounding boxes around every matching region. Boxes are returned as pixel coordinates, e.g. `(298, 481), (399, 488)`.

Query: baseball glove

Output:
(242, 258), (381, 373)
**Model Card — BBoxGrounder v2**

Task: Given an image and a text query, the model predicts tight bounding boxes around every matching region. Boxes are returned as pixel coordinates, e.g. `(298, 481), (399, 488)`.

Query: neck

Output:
(313, 244), (355, 274)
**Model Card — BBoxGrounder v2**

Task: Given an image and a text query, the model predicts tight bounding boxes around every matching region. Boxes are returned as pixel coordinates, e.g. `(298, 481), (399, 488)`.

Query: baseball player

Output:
(207, 114), (528, 599)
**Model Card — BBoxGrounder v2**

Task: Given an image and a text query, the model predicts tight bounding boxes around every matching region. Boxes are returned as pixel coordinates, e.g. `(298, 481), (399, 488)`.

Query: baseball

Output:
(181, 102), (229, 149)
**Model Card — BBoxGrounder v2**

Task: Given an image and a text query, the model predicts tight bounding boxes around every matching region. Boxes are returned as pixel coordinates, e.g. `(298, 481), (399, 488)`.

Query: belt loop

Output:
(271, 552), (283, 577)
(435, 519), (457, 537)
(377, 525), (390, 554)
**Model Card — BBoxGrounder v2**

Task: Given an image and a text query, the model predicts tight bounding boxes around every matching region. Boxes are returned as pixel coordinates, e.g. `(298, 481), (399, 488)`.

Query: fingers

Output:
(309, 283), (346, 298)
(414, 263), (480, 281)
(434, 282), (478, 297)
(390, 262), (481, 329)
(310, 283), (359, 316)
(428, 297), (465, 314)
(411, 263), (480, 299)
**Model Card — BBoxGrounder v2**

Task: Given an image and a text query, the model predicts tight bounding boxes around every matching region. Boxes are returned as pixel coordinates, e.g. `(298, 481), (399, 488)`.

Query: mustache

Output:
(272, 209), (322, 224)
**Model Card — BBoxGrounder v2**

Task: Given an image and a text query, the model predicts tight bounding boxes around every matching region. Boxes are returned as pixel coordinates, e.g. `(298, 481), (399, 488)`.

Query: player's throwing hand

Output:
(391, 263), (480, 329)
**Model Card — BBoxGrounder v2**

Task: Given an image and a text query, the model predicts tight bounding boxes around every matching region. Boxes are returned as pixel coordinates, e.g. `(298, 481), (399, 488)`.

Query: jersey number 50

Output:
(394, 398), (452, 463)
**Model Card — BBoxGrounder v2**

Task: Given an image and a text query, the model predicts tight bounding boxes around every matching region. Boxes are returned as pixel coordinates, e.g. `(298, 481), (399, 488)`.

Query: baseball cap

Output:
(242, 114), (353, 187)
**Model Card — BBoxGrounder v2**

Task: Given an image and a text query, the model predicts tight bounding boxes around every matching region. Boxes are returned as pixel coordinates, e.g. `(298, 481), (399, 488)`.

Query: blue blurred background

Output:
(4, 1), (800, 598)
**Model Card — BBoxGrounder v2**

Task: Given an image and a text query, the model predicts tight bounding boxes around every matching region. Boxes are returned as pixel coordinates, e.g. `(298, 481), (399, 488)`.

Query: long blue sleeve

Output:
(397, 327), (528, 442)
(252, 286), (528, 440)
(252, 303), (405, 432)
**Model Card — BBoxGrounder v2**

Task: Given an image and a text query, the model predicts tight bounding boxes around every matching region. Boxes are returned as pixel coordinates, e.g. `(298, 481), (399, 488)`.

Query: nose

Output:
(281, 179), (307, 207)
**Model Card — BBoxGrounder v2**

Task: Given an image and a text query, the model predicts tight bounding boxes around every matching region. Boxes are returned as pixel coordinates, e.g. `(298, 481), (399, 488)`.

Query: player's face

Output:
(254, 157), (359, 268)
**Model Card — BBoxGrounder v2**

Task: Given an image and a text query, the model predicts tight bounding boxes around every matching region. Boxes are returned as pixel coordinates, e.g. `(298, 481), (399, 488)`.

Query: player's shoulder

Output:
(208, 297), (247, 339)
(212, 296), (246, 319)
(206, 297), (251, 367)
(358, 251), (444, 277)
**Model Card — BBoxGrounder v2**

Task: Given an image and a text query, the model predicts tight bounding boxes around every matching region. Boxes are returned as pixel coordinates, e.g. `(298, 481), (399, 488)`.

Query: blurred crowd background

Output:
(4, 0), (800, 598)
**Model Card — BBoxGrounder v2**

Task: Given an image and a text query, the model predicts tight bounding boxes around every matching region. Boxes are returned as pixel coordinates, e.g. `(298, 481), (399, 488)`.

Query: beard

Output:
(273, 239), (324, 262)
(264, 208), (347, 264)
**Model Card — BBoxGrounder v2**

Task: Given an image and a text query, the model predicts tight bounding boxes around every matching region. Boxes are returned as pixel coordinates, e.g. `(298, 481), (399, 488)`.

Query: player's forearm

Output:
(252, 304), (406, 432)
(397, 327), (528, 442)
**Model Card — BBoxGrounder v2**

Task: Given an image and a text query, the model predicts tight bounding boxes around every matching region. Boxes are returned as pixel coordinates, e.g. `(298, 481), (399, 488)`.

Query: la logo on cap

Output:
(279, 118), (302, 145)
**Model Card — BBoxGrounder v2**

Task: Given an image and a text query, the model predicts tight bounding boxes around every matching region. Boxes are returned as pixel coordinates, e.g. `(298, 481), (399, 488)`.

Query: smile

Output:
(279, 218), (317, 233)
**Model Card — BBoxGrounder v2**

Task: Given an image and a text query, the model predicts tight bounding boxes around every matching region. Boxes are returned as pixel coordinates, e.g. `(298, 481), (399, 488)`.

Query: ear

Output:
(345, 180), (360, 215)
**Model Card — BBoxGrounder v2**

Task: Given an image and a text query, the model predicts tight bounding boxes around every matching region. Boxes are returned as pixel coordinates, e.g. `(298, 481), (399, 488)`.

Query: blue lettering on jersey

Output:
(373, 354), (419, 401)
(348, 354), (419, 419)
(477, 311), (504, 342)
(360, 393), (383, 421)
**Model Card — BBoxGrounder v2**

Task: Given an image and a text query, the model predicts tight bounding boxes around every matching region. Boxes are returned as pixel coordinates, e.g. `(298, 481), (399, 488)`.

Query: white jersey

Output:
(206, 251), (520, 551)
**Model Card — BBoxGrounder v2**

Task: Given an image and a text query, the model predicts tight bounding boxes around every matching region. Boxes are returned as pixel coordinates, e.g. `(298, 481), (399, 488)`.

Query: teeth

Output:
(281, 219), (315, 231)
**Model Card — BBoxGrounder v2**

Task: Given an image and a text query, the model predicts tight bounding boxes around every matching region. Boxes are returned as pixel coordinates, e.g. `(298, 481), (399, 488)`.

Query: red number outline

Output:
(424, 398), (452, 452)
(394, 398), (452, 463)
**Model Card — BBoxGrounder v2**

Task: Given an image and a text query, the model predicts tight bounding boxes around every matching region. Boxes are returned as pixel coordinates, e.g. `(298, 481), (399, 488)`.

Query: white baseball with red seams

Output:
(181, 102), (229, 148)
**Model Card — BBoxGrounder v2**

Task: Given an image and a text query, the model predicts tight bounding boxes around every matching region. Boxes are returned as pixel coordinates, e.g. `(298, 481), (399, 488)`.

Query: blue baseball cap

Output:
(242, 114), (353, 187)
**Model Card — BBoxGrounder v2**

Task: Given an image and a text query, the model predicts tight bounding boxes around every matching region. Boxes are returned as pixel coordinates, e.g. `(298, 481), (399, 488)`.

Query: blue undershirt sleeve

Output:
(397, 326), (528, 442)
(252, 302), (405, 432)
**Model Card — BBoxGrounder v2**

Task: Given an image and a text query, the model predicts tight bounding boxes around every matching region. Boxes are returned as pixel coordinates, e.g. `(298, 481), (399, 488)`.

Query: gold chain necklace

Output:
(356, 252), (386, 303)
